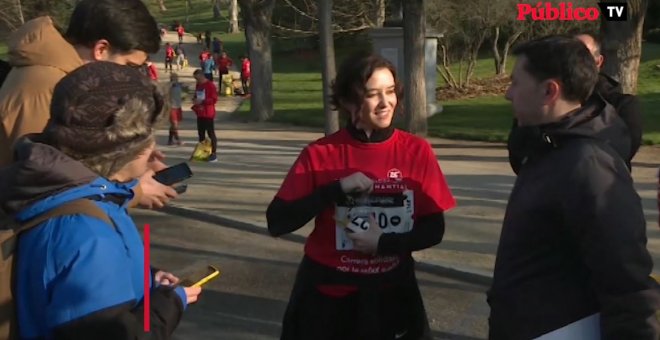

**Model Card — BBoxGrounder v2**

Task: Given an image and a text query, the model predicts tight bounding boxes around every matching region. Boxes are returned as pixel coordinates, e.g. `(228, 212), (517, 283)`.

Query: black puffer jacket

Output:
(489, 96), (660, 340)
(595, 73), (643, 165)
(508, 74), (642, 173)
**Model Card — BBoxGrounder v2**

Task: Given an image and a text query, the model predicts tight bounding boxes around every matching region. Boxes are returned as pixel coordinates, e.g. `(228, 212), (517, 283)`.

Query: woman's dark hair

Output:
(65, 0), (161, 54)
(330, 51), (404, 118)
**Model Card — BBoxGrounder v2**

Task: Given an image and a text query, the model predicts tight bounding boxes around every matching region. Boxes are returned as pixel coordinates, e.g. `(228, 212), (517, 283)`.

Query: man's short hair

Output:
(512, 35), (598, 103)
(573, 31), (602, 56)
(65, 0), (161, 54)
(193, 69), (204, 76)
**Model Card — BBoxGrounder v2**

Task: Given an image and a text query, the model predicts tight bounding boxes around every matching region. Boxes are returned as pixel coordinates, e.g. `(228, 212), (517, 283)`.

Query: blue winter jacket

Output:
(0, 136), (187, 339)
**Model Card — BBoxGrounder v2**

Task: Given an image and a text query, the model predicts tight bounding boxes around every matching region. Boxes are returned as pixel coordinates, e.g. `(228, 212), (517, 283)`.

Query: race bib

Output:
(196, 90), (206, 101)
(335, 182), (414, 251)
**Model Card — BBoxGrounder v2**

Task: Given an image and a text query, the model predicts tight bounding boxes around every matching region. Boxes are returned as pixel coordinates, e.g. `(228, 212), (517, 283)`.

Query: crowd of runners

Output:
(0, 0), (658, 339)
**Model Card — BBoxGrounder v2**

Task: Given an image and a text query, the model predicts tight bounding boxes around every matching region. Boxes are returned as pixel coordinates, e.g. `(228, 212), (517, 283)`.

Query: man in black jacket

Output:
(575, 32), (643, 167)
(508, 33), (643, 173)
(489, 35), (660, 340)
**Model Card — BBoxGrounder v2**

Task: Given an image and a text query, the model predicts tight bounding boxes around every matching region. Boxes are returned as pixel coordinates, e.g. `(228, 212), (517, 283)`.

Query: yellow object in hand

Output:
(192, 266), (221, 287)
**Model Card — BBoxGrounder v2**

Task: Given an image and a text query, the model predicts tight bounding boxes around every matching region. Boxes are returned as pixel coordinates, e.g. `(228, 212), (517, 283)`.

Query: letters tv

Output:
(517, 2), (627, 21)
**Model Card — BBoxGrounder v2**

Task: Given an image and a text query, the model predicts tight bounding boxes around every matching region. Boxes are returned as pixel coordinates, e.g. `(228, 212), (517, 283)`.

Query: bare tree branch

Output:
(282, 0), (317, 21)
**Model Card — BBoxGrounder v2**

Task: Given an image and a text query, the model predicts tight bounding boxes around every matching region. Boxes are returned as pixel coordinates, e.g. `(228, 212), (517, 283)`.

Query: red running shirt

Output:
(276, 129), (456, 277)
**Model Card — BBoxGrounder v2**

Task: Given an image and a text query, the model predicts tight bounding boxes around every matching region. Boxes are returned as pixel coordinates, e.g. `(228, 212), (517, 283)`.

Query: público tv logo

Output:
(517, 2), (628, 21)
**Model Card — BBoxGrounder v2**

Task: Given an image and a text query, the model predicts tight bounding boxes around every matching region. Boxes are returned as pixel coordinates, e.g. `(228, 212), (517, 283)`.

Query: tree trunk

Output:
(239, 0), (275, 122)
(464, 30), (487, 86)
(438, 43), (458, 88)
(184, 0), (191, 23)
(492, 26), (502, 75)
(499, 30), (523, 76)
(493, 27), (523, 76)
(16, 0), (24, 24)
(213, 0), (221, 19)
(229, 0), (240, 33)
(600, 0), (648, 94)
(403, 0), (427, 135)
(319, 0), (339, 135)
(375, 0), (386, 27)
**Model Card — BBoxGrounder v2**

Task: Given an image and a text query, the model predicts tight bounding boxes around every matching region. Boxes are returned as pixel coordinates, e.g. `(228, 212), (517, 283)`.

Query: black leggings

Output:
(196, 118), (217, 154)
(165, 58), (173, 71)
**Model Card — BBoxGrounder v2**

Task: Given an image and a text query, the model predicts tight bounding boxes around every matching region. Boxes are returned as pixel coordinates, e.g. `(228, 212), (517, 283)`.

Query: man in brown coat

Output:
(0, 0), (177, 208)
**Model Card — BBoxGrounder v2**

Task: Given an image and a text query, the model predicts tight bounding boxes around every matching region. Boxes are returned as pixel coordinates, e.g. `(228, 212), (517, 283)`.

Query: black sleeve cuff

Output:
(377, 212), (445, 255)
(320, 180), (345, 203)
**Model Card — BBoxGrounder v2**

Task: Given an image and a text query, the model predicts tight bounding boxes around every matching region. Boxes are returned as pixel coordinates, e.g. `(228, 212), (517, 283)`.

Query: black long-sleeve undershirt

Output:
(266, 181), (445, 255)
(52, 285), (183, 340)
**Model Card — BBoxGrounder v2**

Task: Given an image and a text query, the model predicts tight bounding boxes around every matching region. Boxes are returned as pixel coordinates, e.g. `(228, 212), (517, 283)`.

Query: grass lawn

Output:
(238, 41), (660, 144)
(150, 3), (660, 144)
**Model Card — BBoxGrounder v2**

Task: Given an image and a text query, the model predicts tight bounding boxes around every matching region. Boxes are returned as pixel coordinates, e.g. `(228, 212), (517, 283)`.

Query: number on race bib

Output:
(351, 217), (370, 231)
(334, 190), (415, 251)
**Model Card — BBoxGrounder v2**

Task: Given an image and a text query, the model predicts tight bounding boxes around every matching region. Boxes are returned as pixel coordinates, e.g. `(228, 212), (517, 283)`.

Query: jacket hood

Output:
(0, 135), (136, 221)
(595, 73), (623, 97)
(509, 95), (630, 172)
(8, 16), (83, 73)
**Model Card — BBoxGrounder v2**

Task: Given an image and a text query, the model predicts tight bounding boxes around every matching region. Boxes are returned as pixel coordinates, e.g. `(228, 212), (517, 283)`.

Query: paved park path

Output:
(150, 31), (660, 282)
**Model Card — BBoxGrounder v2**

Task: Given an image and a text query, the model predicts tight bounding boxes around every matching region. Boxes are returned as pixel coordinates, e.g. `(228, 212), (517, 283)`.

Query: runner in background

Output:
(199, 48), (211, 68)
(216, 51), (233, 92)
(266, 52), (456, 340)
(168, 72), (183, 146)
(212, 36), (223, 55)
(192, 69), (218, 162)
(202, 55), (216, 82)
(164, 42), (175, 73)
(177, 23), (185, 44)
(240, 55), (250, 95)
(176, 44), (186, 70)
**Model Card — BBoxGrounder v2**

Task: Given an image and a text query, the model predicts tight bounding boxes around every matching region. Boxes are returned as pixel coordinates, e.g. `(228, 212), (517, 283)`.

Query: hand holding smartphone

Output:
(153, 162), (193, 186)
(192, 265), (220, 287)
(180, 265), (221, 287)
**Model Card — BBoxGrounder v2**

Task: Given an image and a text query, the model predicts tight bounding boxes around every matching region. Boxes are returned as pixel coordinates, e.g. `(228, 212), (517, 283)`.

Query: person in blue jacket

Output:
(0, 61), (202, 339)
(202, 55), (216, 82)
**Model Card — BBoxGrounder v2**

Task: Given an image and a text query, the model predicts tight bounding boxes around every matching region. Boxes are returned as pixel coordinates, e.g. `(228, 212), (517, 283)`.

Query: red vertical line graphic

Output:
(144, 224), (151, 332)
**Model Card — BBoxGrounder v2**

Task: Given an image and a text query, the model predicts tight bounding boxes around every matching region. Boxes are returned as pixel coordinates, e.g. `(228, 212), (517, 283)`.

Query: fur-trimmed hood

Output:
(44, 62), (168, 177)
(0, 135), (99, 216)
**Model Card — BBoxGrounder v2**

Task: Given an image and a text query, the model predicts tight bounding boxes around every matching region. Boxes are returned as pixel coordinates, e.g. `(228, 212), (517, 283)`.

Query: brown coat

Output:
(0, 16), (83, 167)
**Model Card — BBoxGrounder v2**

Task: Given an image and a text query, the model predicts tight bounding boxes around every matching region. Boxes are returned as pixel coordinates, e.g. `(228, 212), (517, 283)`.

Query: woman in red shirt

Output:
(267, 52), (456, 340)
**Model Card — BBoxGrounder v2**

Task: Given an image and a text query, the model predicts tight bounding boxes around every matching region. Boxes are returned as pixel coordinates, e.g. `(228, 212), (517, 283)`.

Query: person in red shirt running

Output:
(216, 51), (233, 92)
(176, 24), (184, 44)
(191, 69), (218, 162)
(267, 52), (456, 340)
(199, 48), (211, 68)
(240, 55), (251, 95)
(216, 51), (233, 76)
(164, 42), (175, 73)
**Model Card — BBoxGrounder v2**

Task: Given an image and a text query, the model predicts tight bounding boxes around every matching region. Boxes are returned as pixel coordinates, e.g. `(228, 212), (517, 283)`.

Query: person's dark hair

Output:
(65, 0), (161, 54)
(193, 69), (204, 76)
(571, 30), (602, 56)
(330, 51), (403, 118)
(512, 35), (598, 103)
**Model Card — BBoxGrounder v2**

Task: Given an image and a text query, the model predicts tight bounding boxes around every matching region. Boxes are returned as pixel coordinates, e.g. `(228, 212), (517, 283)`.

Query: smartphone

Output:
(192, 265), (221, 287)
(153, 162), (193, 186)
